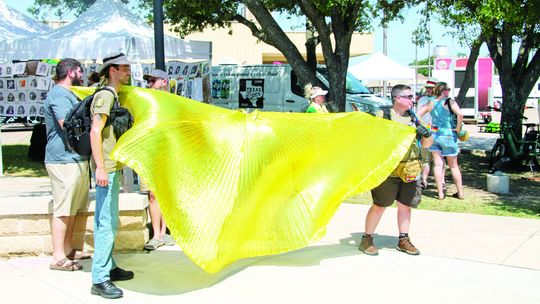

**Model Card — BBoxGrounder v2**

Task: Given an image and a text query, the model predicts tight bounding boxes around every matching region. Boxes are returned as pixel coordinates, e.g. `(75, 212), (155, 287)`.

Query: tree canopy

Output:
(432, 0), (539, 137)
(28, 0), (416, 112)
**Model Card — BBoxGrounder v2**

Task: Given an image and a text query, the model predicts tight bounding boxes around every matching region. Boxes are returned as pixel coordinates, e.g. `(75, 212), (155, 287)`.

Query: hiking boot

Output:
(397, 237), (420, 255)
(144, 238), (165, 251)
(358, 235), (378, 256)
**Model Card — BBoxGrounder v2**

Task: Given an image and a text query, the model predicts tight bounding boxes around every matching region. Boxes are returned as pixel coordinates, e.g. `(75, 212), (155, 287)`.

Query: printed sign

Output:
(239, 79), (264, 108)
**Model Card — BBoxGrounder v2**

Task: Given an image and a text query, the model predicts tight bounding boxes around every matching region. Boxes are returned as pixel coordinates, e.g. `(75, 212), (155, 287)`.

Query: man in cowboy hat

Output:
(416, 77), (438, 189)
(90, 52), (135, 299)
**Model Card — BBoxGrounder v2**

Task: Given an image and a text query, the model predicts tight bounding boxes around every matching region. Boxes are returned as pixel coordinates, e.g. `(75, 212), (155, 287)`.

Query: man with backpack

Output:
(89, 53), (134, 299)
(358, 84), (433, 257)
(44, 58), (91, 272)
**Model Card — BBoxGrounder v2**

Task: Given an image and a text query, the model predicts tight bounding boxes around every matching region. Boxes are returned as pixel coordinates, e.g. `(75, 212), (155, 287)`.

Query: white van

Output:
(210, 64), (391, 115)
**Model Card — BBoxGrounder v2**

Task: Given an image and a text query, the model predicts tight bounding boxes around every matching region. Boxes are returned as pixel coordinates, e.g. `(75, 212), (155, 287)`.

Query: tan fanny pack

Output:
(393, 159), (422, 183)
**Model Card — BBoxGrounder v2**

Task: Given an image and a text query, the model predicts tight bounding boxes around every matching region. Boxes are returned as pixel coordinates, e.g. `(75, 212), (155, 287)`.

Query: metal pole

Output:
(153, 0), (165, 70)
(382, 12), (388, 99)
(0, 123), (4, 176)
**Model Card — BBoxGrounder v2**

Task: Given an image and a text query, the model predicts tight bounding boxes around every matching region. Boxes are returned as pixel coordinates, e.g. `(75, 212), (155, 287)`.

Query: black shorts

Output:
(371, 177), (422, 208)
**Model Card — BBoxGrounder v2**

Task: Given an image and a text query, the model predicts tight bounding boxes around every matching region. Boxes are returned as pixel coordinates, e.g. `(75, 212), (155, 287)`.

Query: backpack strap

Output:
(92, 87), (119, 127)
(444, 98), (454, 114)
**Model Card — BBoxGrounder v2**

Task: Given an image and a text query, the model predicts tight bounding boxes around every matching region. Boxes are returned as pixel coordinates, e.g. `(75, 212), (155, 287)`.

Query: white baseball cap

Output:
(311, 87), (328, 99)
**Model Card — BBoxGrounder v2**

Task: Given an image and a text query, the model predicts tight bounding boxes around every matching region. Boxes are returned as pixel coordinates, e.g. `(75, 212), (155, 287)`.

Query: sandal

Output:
(451, 192), (465, 200)
(50, 258), (83, 271)
(66, 249), (92, 260)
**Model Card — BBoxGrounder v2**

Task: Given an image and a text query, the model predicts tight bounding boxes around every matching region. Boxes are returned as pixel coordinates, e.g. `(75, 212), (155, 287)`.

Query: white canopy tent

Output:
(0, 0), (211, 61)
(348, 52), (416, 80)
(0, 0), (51, 41)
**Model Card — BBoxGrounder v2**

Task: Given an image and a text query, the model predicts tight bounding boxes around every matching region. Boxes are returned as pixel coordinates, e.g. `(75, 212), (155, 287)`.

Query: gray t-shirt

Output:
(44, 85), (89, 163)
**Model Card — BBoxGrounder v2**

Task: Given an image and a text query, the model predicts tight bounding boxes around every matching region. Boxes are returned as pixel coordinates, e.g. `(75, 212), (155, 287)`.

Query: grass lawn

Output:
(346, 153), (540, 219)
(2, 144), (539, 219)
(1, 144), (47, 177)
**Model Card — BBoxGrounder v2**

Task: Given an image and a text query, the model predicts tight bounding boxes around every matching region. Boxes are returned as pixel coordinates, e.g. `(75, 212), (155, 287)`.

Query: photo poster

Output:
(0, 77), (50, 117)
(130, 63), (145, 88)
(12, 62), (26, 76)
(83, 63), (101, 86)
(0, 64), (14, 77)
(168, 60), (210, 102)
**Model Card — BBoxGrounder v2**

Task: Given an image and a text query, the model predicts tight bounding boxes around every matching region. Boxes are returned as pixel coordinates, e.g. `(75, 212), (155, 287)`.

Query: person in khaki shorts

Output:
(359, 84), (432, 256)
(44, 58), (91, 272)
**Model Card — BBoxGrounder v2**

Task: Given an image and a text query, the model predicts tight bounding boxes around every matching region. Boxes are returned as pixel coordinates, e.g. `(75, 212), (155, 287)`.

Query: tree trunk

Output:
(242, 0), (320, 88)
(455, 35), (484, 107)
(486, 26), (540, 141)
(305, 20), (317, 73)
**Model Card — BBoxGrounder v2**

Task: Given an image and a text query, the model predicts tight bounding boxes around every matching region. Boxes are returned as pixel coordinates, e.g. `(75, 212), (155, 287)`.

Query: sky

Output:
(5, 0), (485, 66)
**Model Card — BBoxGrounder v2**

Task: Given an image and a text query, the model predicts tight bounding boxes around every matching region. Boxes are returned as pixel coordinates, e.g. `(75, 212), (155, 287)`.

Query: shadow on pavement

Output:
(75, 241), (366, 295)
(339, 232), (398, 250)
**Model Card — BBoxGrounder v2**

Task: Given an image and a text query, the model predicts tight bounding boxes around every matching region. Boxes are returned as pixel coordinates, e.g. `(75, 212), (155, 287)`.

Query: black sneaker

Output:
(110, 267), (134, 281)
(91, 280), (123, 299)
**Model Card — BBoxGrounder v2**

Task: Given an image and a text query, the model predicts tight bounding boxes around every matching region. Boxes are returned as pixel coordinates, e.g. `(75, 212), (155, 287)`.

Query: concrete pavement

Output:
(1, 203), (539, 303)
(1, 107), (539, 303)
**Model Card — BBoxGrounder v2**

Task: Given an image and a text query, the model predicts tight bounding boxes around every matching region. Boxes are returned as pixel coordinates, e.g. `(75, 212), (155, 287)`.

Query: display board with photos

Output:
(83, 60), (210, 102)
(0, 61), (54, 118)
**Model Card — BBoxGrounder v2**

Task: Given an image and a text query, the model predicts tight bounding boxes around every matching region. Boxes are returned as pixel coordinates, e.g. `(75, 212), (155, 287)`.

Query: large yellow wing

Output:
(73, 86), (415, 273)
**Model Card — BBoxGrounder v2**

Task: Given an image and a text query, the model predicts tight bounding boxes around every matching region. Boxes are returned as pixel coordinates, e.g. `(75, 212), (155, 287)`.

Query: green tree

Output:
(28, 0), (415, 111)
(409, 56), (435, 77)
(163, 0), (385, 112)
(435, 0), (540, 139)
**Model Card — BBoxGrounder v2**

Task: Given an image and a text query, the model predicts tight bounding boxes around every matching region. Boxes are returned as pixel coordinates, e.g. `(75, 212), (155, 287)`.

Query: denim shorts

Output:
(430, 131), (458, 156)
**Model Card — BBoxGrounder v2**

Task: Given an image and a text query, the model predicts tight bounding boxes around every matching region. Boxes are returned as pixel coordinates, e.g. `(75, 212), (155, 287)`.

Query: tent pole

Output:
(0, 122), (3, 176)
(153, 0), (165, 70)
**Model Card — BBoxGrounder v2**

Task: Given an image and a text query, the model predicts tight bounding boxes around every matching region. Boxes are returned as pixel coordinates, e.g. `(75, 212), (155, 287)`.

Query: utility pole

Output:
(153, 0), (165, 70)
(382, 12), (388, 99)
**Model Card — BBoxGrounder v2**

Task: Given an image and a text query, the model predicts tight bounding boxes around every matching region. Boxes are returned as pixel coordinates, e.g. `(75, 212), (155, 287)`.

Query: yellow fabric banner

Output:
(73, 86), (415, 273)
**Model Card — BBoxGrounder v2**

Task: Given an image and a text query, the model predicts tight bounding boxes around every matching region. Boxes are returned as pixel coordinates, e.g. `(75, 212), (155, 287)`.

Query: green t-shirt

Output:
(90, 87), (124, 173)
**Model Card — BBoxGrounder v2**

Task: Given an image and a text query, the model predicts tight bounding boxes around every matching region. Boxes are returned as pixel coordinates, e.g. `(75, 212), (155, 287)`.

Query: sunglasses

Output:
(398, 95), (414, 100)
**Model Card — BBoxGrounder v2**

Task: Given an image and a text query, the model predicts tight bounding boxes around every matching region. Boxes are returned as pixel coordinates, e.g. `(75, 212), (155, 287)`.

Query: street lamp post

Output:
(153, 0), (165, 70)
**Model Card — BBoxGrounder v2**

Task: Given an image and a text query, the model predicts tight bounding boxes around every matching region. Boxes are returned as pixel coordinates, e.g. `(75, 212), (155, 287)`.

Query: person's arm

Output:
(50, 96), (72, 128)
(420, 133), (433, 148)
(90, 113), (108, 186)
(417, 100), (433, 119)
(450, 100), (464, 133)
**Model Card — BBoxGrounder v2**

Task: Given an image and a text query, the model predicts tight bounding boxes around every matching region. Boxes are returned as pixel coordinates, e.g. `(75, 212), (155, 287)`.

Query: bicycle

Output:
(488, 121), (540, 173)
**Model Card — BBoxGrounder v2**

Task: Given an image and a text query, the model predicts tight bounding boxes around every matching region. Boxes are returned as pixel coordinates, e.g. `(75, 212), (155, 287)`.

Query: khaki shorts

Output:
(371, 176), (422, 208)
(46, 162), (90, 217)
(420, 147), (432, 165)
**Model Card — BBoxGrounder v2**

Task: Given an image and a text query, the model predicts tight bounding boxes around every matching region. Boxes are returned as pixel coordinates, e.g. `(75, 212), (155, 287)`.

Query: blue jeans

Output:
(92, 171), (120, 284)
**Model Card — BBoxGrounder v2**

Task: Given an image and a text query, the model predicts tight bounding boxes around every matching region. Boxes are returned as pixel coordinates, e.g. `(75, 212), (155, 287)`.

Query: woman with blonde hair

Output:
(418, 82), (464, 200)
(304, 84), (329, 113)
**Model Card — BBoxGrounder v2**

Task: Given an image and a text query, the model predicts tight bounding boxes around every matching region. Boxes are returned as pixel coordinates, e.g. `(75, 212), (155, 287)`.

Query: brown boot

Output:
(397, 236), (420, 255)
(358, 235), (378, 256)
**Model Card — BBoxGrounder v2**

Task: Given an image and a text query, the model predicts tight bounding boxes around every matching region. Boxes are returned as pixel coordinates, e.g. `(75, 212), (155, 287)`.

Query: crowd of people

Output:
(44, 54), (464, 299)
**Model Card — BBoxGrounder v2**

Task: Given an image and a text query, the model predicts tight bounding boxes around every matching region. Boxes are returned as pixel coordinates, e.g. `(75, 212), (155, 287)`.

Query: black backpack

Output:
(63, 87), (133, 156)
